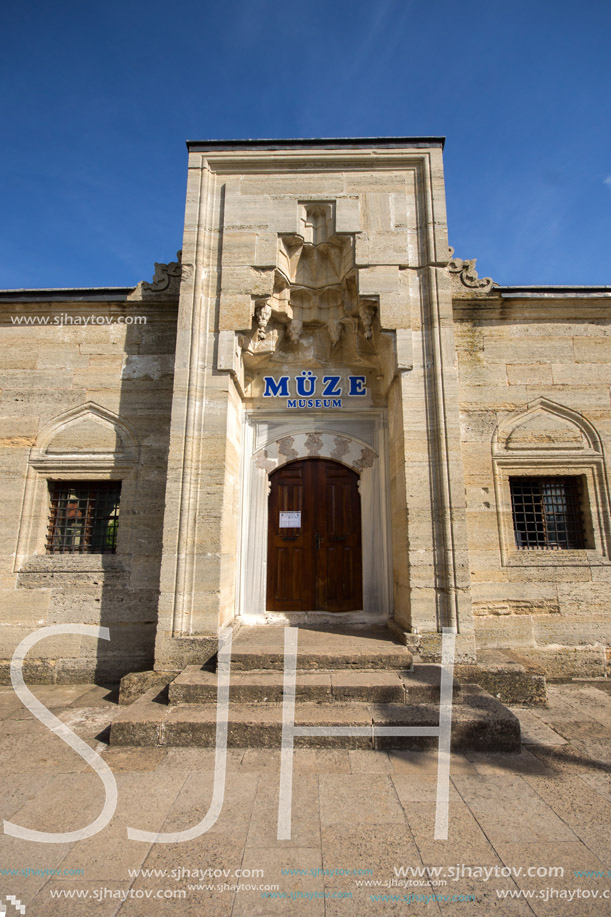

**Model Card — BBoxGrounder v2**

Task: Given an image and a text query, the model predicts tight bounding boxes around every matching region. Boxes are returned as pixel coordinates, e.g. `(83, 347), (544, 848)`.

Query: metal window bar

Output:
(47, 482), (121, 554)
(510, 477), (584, 550)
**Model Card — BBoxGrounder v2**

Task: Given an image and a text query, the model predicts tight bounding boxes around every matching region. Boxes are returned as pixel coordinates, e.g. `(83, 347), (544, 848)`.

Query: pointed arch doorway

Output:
(266, 458), (363, 612)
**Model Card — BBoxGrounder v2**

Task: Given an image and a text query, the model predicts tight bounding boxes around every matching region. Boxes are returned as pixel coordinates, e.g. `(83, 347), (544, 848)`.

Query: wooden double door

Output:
(267, 459), (363, 612)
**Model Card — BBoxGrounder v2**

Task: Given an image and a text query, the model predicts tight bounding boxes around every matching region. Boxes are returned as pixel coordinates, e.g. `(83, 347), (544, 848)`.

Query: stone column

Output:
(387, 149), (475, 661)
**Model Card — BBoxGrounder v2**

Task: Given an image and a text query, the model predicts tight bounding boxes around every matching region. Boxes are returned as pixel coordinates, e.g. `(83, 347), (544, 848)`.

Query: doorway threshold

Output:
(236, 610), (389, 627)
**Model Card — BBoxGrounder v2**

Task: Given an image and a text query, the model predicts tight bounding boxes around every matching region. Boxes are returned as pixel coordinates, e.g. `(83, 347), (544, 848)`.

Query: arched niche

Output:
(491, 398), (611, 563)
(15, 403), (139, 568)
(493, 397), (602, 456)
(34, 402), (138, 461)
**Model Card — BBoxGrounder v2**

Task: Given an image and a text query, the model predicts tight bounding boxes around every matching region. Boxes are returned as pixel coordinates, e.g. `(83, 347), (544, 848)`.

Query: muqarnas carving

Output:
(241, 203), (391, 379)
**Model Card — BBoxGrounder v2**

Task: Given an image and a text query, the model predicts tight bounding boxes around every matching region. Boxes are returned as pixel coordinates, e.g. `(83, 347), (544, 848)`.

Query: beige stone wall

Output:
(455, 296), (611, 676)
(10, 143), (609, 684)
(0, 300), (176, 681)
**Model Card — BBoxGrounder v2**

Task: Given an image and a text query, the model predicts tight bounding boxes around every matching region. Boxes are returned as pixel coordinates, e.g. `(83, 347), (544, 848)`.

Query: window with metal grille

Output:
(47, 482), (121, 554)
(510, 477), (585, 550)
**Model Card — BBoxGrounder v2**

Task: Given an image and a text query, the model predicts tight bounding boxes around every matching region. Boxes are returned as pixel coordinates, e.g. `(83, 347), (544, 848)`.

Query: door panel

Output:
(267, 459), (362, 612)
(267, 461), (313, 610)
(316, 460), (362, 611)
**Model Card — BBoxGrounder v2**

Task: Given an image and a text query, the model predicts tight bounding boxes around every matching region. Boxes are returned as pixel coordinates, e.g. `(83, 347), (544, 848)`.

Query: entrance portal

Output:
(267, 459), (363, 612)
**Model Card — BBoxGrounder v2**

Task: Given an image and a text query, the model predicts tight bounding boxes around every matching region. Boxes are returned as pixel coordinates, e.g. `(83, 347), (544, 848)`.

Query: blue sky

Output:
(1, 0), (609, 289)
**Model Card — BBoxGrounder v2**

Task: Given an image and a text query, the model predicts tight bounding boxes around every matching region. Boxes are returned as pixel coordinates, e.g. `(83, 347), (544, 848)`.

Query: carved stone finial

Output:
(130, 251), (185, 300)
(447, 247), (494, 293)
(300, 202), (335, 244)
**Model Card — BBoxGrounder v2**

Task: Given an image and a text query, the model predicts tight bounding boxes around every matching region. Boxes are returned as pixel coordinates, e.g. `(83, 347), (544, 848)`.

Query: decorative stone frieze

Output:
(253, 430), (379, 474)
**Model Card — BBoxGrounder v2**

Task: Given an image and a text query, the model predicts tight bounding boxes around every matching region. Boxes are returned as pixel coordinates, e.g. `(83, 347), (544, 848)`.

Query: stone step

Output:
(229, 648), (414, 671)
(168, 664), (460, 706)
(110, 684), (519, 751)
(454, 649), (548, 706)
(228, 626), (414, 671)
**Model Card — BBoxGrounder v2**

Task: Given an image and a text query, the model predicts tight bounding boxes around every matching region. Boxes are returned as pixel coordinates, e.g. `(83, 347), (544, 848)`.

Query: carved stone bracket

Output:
(256, 300), (273, 340)
(447, 247), (494, 294)
(288, 319), (303, 343)
(359, 300), (377, 340)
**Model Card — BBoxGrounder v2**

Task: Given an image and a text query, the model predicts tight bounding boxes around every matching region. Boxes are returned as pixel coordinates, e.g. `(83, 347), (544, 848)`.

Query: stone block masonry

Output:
(0, 140), (610, 682)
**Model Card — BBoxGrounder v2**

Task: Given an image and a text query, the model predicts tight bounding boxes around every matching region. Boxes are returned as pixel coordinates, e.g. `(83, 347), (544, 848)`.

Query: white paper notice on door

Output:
(279, 511), (301, 528)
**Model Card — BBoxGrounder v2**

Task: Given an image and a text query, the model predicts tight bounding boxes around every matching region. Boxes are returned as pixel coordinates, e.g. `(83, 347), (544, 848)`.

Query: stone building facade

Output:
(1, 137), (610, 683)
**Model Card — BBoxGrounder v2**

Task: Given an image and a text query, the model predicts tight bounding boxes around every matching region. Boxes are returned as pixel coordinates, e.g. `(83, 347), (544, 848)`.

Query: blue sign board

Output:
(263, 371), (367, 408)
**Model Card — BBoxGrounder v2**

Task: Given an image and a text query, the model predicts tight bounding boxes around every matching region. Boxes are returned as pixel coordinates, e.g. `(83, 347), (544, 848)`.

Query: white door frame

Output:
(236, 410), (393, 625)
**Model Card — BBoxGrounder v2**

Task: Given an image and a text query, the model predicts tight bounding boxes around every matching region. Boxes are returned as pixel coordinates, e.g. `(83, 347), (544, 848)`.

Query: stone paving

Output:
(0, 683), (609, 915)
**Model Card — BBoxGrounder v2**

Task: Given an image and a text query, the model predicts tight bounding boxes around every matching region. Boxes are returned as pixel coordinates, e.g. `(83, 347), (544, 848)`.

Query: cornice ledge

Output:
(198, 149), (432, 173)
